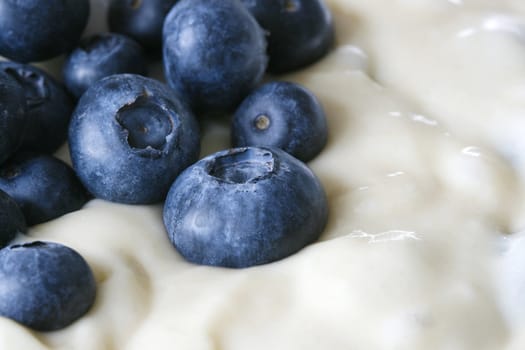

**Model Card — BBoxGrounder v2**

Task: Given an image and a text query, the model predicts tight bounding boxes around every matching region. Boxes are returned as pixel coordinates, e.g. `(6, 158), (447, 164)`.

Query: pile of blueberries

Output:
(0, 0), (334, 331)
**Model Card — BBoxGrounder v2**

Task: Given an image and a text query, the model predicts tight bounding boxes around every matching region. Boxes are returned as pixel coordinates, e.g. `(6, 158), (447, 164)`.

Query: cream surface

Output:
(3, 0), (525, 349)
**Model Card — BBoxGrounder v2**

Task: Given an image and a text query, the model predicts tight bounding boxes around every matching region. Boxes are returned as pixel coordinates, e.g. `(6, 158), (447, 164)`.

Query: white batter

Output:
(2, 0), (525, 349)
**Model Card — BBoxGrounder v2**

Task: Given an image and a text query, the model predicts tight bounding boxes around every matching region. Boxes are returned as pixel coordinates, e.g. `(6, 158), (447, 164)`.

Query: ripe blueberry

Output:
(0, 241), (96, 331)
(241, 0), (335, 73)
(163, 0), (267, 113)
(163, 146), (328, 268)
(0, 61), (74, 154)
(63, 33), (147, 99)
(0, 190), (25, 249)
(0, 154), (88, 226)
(0, 0), (90, 62)
(108, 0), (179, 54)
(69, 74), (200, 204)
(232, 81), (328, 162)
(0, 71), (27, 165)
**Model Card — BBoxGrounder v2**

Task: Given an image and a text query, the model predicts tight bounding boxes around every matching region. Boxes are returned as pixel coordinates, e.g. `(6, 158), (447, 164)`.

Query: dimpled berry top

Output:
(3, 0), (525, 349)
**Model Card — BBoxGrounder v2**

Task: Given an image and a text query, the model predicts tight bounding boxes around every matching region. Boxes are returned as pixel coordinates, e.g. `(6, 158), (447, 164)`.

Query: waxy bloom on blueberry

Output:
(232, 81), (328, 162)
(0, 241), (96, 331)
(69, 74), (200, 204)
(63, 33), (147, 99)
(0, 154), (88, 226)
(241, 0), (335, 73)
(0, 0), (90, 62)
(163, 147), (328, 268)
(163, 0), (267, 113)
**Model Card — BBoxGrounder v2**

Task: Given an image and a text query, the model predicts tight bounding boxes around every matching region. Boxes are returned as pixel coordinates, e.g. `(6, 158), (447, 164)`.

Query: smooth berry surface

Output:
(163, 0), (267, 113)
(108, 0), (179, 53)
(232, 81), (328, 162)
(0, 190), (25, 249)
(63, 33), (147, 99)
(0, 71), (27, 165)
(69, 74), (200, 204)
(0, 0), (90, 62)
(0, 154), (88, 226)
(241, 0), (334, 73)
(0, 241), (96, 331)
(0, 61), (74, 154)
(163, 146), (329, 268)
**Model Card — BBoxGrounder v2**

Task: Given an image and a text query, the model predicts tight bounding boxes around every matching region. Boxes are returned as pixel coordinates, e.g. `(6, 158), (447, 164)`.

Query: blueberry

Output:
(0, 61), (74, 154)
(108, 0), (179, 54)
(232, 81), (328, 162)
(163, 146), (328, 268)
(0, 190), (25, 249)
(0, 71), (27, 165)
(0, 241), (96, 331)
(63, 33), (147, 99)
(0, 0), (90, 63)
(69, 74), (200, 204)
(0, 154), (88, 226)
(163, 0), (267, 113)
(241, 0), (335, 73)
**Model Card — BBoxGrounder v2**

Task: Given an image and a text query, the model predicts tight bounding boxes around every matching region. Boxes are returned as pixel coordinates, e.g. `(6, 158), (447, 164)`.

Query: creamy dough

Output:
(3, 0), (525, 349)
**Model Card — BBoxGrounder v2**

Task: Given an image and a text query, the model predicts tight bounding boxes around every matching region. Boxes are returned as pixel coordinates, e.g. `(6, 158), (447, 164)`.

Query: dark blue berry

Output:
(0, 154), (88, 226)
(163, 146), (328, 268)
(0, 71), (27, 165)
(163, 0), (267, 113)
(108, 0), (179, 54)
(0, 61), (74, 154)
(0, 241), (96, 331)
(232, 81), (328, 162)
(63, 33), (148, 99)
(0, 0), (90, 63)
(69, 74), (200, 204)
(241, 0), (335, 73)
(0, 190), (25, 249)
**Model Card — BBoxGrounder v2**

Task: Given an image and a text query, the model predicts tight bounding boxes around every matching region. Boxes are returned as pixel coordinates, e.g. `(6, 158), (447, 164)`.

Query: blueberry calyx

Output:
(0, 165), (20, 179)
(207, 148), (276, 184)
(116, 92), (176, 157)
(9, 241), (47, 250)
(4, 68), (48, 108)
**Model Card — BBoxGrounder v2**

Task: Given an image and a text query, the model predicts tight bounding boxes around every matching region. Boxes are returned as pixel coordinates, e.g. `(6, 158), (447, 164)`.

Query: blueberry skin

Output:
(0, 241), (96, 331)
(0, 71), (27, 165)
(0, 61), (74, 154)
(241, 0), (335, 73)
(163, 0), (267, 113)
(0, 190), (25, 249)
(108, 0), (179, 54)
(69, 74), (200, 204)
(63, 33), (148, 99)
(163, 146), (328, 268)
(232, 81), (328, 162)
(0, 0), (90, 63)
(0, 154), (88, 226)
